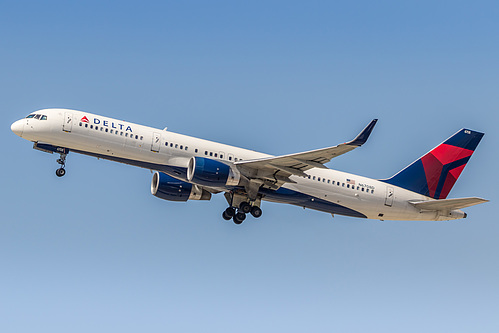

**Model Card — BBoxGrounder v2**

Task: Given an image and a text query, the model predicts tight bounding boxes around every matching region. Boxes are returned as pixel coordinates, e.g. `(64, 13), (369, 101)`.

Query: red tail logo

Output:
(81, 116), (89, 123)
(421, 144), (474, 199)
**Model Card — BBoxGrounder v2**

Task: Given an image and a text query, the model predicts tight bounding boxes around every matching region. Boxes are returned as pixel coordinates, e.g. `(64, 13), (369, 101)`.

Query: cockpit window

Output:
(25, 114), (47, 120)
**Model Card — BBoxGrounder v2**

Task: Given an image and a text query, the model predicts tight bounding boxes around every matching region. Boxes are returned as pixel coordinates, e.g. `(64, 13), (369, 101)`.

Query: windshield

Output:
(25, 114), (48, 120)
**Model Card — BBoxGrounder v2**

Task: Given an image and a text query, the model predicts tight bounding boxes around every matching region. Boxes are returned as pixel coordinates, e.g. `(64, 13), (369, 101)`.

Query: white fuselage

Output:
(12, 108), (462, 221)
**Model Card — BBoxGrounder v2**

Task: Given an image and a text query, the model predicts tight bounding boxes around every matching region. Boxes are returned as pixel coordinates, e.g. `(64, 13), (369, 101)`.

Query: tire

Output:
(239, 202), (251, 214)
(222, 211), (232, 220)
(56, 168), (66, 177)
(224, 207), (236, 218)
(233, 212), (246, 224)
(250, 206), (262, 218)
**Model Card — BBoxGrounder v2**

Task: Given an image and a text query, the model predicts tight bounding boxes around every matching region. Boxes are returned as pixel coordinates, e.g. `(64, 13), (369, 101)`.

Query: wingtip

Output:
(348, 119), (378, 146)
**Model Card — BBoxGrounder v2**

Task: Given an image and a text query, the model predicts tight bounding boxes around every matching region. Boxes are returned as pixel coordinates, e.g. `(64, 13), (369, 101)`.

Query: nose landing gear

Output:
(55, 152), (67, 177)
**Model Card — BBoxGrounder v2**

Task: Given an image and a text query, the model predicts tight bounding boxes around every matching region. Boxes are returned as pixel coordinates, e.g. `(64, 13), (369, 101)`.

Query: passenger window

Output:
(342, 183), (345, 187)
(120, 132), (123, 136)
(220, 154), (223, 159)
(110, 129), (113, 133)
(229, 156), (232, 161)
(79, 123), (82, 126)
(85, 124), (88, 128)
(323, 179), (325, 182)
(347, 184), (350, 188)
(41, 115), (47, 120)
(235, 158), (238, 162)
(125, 133), (128, 137)
(185, 146), (188, 151)
(205, 151), (208, 155)
(180, 145), (183, 150)
(318, 177), (321, 181)
(165, 142), (168, 146)
(175, 144), (178, 148)
(105, 128), (108, 133)
(313, 176), (316, 180)
(210, 152), (213, 157)
(362, 188), (365, 192)
(100, 127), (103, 131)
(327, 180), (330, 184)
(214, 153), (218, 157)
(90, 125), (93, 129)
(135, 135), (138, 139)
(140, 136), (143, 140)
(371, 190), (374, 194)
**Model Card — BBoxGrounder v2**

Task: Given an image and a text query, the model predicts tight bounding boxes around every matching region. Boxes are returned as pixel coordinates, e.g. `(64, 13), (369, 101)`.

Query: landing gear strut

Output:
(55, 152), (67, 177)
(222, 192), (263, 225)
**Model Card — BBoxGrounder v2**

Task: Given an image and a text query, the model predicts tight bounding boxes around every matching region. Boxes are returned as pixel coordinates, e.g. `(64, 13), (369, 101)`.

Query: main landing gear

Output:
(222, 193), (263, 225)
(55, 152), (68, 177)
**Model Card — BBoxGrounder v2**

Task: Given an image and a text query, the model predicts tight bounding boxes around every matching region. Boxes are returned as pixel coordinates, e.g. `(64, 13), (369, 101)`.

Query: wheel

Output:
(222, 211), (231, 220)
(233, 212), (246, 224)
(224, 207), (236, 218)
(250, 206), (262, 218)
(56, 168), (66, 177)
(239, 202), (251, 214)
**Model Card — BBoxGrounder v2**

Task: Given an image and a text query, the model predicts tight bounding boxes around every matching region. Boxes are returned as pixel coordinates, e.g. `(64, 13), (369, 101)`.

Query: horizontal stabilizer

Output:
(410, 197), (489, 211)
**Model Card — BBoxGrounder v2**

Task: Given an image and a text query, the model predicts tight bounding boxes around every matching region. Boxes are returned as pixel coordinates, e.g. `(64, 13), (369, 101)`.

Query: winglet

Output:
(347, 119), (378, 146)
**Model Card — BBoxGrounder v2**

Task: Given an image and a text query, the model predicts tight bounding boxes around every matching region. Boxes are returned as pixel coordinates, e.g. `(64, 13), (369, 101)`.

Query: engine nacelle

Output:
(187, 157), (241, 187)
(151, 172), (211, 202)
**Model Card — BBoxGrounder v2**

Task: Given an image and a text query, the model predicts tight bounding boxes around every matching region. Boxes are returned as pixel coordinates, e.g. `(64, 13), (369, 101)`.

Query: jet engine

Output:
(151, 172), (211, 202)
(186, 157), (241, 187)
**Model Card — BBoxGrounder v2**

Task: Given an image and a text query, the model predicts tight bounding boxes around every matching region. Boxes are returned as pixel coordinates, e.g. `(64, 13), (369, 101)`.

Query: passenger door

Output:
(63, 112), (73, 132)
(384, 187), (394, 207)
(151, 132), (161, 152)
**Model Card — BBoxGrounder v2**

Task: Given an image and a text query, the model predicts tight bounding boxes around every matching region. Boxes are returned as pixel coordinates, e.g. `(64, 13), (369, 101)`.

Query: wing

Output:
(236, 119), (378, 178)
(410, 197), (489, 211)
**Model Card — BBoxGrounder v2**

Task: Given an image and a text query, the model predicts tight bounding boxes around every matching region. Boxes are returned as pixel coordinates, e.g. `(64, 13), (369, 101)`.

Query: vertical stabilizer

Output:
(382, 129), (484, 199)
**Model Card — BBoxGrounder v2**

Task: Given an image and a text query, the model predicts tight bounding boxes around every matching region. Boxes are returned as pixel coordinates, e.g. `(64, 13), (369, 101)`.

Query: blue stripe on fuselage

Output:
(260, 187), (367, 218)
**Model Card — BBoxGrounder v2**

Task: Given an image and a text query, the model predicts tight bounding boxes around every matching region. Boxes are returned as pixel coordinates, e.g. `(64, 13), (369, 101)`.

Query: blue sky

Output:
(2, 1), (498, 332)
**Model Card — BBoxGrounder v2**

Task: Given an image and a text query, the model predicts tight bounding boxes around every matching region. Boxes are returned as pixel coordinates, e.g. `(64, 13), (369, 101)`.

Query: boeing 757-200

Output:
(11, 109), (488, 224)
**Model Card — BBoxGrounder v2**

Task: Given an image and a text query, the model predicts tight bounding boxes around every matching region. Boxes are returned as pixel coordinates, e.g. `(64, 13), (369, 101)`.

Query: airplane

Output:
(11, 108), (488, 224)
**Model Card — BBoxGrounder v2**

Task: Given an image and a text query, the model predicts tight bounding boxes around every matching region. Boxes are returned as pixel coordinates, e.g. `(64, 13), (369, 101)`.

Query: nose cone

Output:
(11, 119), (24, 137)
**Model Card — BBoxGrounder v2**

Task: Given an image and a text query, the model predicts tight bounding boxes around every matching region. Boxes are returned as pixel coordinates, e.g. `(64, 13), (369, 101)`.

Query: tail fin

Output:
(382, 129), (484, 199)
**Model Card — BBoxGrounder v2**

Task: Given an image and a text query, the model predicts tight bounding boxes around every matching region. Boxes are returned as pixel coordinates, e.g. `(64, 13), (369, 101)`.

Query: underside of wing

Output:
(410, 197), (489, 211)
